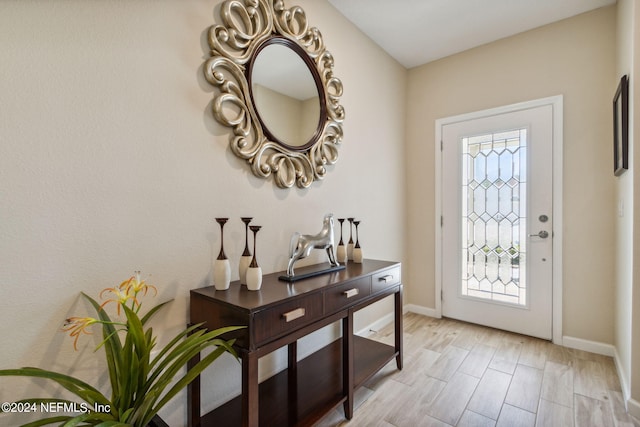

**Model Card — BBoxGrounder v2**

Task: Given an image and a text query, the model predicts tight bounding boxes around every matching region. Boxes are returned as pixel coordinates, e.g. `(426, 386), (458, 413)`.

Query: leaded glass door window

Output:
(461, 129), (527, 307)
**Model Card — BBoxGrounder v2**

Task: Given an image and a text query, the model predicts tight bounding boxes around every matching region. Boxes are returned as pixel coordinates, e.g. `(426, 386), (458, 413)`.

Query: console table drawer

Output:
(324, 277), (371, 313)
(372, 267), (401, 294)
(253, 294), (323, 345)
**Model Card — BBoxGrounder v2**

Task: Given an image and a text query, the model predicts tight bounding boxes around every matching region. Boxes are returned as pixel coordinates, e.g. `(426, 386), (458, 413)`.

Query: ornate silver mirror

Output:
(204, 0), (344, 188)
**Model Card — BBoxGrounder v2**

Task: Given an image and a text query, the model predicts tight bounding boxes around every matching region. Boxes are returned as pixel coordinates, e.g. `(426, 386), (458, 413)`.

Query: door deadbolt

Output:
(539, 215), (549, 223)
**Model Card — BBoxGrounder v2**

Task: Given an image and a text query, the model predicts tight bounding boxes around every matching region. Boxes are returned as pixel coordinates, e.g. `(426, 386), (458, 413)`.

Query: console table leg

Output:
(342, 314), (354, 419)
(288, 341), (297, 372)
(287, 341), (299, 423)
(395, 286), (404, 370)
(242, 351), (259, 427)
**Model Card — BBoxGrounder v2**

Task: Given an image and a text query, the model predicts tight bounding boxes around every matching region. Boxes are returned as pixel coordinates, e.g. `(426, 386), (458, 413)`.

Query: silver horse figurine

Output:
(287, 213), (340, 276)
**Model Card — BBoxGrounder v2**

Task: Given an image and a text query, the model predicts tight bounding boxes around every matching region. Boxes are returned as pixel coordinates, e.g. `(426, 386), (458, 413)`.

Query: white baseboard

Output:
(404, 304), (440, 318)
(613, 347), (632, 410)
(561, 335), (616, 357)
(356, 312), (395, 336)
(355, 304), (440, 336)
(628, 398), (640, 420)
(398, 313), (615, 358)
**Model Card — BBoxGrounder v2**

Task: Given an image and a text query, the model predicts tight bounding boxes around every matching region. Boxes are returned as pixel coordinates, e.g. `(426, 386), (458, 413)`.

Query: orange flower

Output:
(62, 317), (98, 350)
(121, 271), (157, 298)
(99, 285), (138, 315)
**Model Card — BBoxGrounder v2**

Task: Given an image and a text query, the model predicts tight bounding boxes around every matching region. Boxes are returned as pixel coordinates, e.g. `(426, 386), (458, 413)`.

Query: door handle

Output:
(529, 230), (549, 238)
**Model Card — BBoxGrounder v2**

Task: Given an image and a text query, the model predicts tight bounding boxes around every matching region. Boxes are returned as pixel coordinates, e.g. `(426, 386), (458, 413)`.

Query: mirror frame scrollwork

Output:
(204, 0), (345, 188)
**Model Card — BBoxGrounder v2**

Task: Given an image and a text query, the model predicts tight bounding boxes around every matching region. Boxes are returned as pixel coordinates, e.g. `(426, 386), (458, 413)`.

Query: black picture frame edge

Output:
(613, 74), (629, 176)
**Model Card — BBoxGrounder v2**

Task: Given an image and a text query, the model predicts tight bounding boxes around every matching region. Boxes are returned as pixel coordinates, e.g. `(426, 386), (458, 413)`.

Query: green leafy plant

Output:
(0, 272), (242, 426)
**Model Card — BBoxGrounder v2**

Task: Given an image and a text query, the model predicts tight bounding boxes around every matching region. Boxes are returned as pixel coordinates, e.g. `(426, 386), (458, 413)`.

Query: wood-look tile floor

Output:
(315, 313), (640, 427)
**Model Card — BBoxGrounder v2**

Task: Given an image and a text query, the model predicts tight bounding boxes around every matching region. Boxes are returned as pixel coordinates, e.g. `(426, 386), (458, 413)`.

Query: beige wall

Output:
(0, 1), (407, 425)
(618, 0), (640, 413)
(625, 0), (640, 414)
(615, 0), (636, 411)
(405, 7), (617, 343)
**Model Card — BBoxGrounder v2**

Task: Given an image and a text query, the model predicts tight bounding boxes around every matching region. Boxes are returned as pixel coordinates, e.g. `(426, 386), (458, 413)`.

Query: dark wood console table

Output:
(188, 259), (403, 427)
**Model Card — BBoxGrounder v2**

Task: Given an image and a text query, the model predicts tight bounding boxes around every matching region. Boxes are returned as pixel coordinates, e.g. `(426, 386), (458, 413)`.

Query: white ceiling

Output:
(328, 0), (616, 69)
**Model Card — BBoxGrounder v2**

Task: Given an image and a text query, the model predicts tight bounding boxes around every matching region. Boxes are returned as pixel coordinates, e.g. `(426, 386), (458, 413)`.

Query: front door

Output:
(440, 101), (557, 340)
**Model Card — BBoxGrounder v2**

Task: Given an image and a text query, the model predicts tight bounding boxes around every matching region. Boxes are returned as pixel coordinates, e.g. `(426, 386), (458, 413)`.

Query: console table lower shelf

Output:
(200, 336), (396, 427)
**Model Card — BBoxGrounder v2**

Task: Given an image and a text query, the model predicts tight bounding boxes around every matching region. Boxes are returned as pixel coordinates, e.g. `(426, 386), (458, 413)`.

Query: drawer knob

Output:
(283, 308), (306, 322)
(379, 275), (394, 283)
(343, 288), (359, 298)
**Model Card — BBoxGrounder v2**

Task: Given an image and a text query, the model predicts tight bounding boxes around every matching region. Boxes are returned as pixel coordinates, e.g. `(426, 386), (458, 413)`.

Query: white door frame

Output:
(435, 95), (564, 345)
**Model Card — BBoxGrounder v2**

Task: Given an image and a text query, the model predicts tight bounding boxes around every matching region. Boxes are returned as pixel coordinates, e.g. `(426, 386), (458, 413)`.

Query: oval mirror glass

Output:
(250, 42), (321, 149)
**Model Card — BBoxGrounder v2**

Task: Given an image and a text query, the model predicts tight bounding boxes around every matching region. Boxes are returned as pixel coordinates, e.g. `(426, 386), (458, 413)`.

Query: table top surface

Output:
(190, 259), (400, 311)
